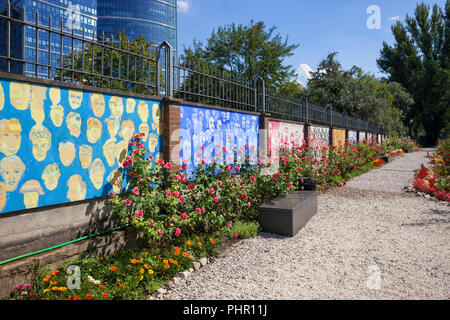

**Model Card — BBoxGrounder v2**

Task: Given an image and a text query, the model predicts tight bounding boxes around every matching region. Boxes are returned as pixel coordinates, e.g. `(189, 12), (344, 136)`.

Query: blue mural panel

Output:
(180, 105), (259, 173)
(0, 78), (162, 214)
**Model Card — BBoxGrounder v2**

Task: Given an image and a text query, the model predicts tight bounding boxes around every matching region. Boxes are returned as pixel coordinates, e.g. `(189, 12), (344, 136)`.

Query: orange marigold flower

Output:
(102, 293), (108, 298)
(109, 266), (117, 271)
(182, 252), (188, 258)
(164, 264), (170, 269)
(169, 258), (174, 263)
(51, 281), (57, 285)
(197, 242), (202, 246)
(174, 251), (180, 256)
(163, 260), (168, 264)
(130, 259), (137, 264)
(99, 285), (105, 289)
(43, 276), (50, 282)
(186, 240), (192, 246)
(144, 264), (150, 269)
(174, 246), (180, 251)
(209, 238), (216, 244)
(85, 294), (93, 300)
(173, 260), (178, 265)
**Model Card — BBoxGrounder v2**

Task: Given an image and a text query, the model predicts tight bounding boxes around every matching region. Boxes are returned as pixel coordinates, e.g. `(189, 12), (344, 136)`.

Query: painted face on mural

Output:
(109, 96), (124, 118)
(49, 87), (61, 105)
(0, 119), (22, 156)
(66, 112), (82, 137)
(138, 123), (150, 142)
(29, 125), (51, 162)
(86, 118), (103, 144)
(67, 174), (87, 202)
(0, 82), (4, 111)
(90, 93), (105, 118)
(103, 138), (117, 167)
(208, 117), (215, 131)
(115, 140), (128, 167)
(108, 169), (122, 194)
(0, 155), (25, 192)
(29, 85), (47, 125)
(148, 133), (158, 153)
(10, 82), (31, 110)
(42, 163), (61, 191)
(0, 182), (6, 212)
(68, 89), (83, 110)
(89, 158), (105, 190)
(50, 104), (65, 127)
(59, 141), (76, 167)
(105, 116), (120, 138)
(137, 101), (149, 122)
(119, 120), (135, 142)
(19, 180), (44, 209)
(126, 98), (136, 114)
(79, 145), (93, 169)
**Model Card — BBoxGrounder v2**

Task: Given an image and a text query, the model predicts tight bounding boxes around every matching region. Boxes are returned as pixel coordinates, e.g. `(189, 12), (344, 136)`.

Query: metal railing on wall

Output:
(0, 1), (384, 134)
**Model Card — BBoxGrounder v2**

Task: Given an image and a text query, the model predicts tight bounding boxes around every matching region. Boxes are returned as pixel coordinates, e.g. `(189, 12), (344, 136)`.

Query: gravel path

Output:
(154, 149), (450, 300)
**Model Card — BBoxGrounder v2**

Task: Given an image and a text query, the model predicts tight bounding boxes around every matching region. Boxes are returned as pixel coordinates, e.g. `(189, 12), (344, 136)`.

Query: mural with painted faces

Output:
(0, 119), (22, 156)
(67, 174), (86, 202)
(151, 103), (161, 134)
(126, 98), (136, 114)
(107, 169), (122, 194)
(138, 123), (150, 142)
(41, 163), (61, 191)
(119, 120), (135, 142)
(103, 137), (117, 167)
(0, 155), (25, 191)
(10, 81), (31, 110)
(86, 118), (103, 144)
(49, 87), (64, 127)
(0, 182), (6, 212)
(148, 133), (158, 153)
(68, 89), (83, 110)
(29, 124), (51, 162)
(0, 82), (4, 111)
(137, 101), (149, 123)
(78, 145), (93, 169)
(66, 112), (82, 137)
(109, 96), (124, 119)
(89, 158), (105, 190)
(29, 85), (47, 125)
(58, 141), (76, 167)
(19, 180), (44, 209)
(90, 93), (105, 118)
(105, 116), (120, 138)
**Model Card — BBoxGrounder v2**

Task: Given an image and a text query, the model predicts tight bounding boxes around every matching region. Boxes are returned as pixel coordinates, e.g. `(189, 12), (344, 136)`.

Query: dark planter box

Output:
(381, 156), (393, 163)
(258, 191), (317, 237)
(298, 177), (316, 191)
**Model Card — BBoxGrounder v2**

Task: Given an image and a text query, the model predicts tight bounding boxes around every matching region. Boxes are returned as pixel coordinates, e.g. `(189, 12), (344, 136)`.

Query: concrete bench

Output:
(258, 191), (317, 237)
(298, 177), (316, 191)
(381, 156), (393, 163)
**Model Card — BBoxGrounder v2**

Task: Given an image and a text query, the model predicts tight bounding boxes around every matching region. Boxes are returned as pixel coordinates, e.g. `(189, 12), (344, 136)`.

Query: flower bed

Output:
(3, 134), (392, 300)
(412, 146), (449, 202)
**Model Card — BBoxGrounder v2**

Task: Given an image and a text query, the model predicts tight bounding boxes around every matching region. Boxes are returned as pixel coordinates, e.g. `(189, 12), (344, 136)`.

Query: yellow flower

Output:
(43, 289), (50, 293)
(140, 268), (145, 274)
(173, 260), (178, 265)
(197, 242), (202, 246)
(144, 264), (150, 269)
(186, 240), (192, 246)
(182, 252), (188, 258)
(59, 287), (67, 292)
(51, 287), (59, 291)
(139, 275), (144, 281)
(148, 269), (154, 275)
(163, 260), (168, 264)
(169, 258), (174, 263)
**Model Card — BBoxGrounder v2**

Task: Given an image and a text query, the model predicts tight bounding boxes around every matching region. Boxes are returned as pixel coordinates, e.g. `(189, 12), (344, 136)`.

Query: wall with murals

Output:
(0, 78), (162, 214)
(180, 105), (259, 173)
(348, 130), (358, 144)
(268, 120), (304, 162)
(332, 128), (346, 147)
(308, 125), (330, 158)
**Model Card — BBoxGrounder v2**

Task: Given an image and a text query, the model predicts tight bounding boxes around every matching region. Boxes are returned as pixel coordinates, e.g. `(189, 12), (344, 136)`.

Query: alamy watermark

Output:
(366, 264), (382, 290)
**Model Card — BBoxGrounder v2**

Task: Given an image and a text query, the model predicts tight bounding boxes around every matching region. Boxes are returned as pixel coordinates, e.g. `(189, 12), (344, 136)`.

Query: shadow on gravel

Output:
(400, 208), (450, 228)
(258, 232), (289, 240)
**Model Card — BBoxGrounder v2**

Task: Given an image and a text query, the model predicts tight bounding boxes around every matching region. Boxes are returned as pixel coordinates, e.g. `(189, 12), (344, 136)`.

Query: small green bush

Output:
(227, 221), (260, 239)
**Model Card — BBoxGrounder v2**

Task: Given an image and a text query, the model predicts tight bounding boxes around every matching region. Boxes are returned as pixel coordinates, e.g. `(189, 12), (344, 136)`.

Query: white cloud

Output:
(388, 15), (400, 22)
(178, 0), (189, 13)
(296, 63), (314, 86)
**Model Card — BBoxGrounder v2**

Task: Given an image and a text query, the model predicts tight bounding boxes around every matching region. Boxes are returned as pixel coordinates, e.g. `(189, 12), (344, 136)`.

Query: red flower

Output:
(250, 176), (256, 183)
(123, 199), (132, 207)
(214, 197), (219, 203)
(180, 212), (188, 220)
(164, 162), (173, 170)
(173, 190), (180, 198)
(241, 194), (247, 200)
(135, 210), (143, 218)
(179, 196), (185, 204)
(131, 187), (140, 196)
(129, 172), (136, 178)
(209, 188), (215, 195)
(181, 164), (187, 171)
(175, 228), (181, 237)
(109, 192), (115, 199)
(195, 208), (201, 214)
(157, 230), (163, 237)
(165, 190), (171, 198)
(188, 183), (195, 190)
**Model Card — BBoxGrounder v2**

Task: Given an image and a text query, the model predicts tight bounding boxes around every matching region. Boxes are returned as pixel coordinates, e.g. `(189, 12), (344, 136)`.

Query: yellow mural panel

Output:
(86, 118), (103, 144)
(126, 98), (136, 114)
(19, 180), (45, 209)
(59, 141), (76, 167)
(66, 112), (82, 137)
(90, 93), (105, 118)
(67, 174), (87, 202)
(79, 145), (93, 169)
(0, 119), (22, 156)
(49, 87), (64, 127)
(42, 163), (61, 191)
(0, 155), (25, 192)
(30, 124), (51, 162)
(9, 82), (31, 110)
(332, 129), (346, 147)
(89, 158), (106, 190)
(68, 89), (83, 110)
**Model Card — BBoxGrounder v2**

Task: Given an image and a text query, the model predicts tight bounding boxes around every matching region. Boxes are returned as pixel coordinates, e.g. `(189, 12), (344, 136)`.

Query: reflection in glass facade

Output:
(97, 0), (177, 52)
(0, 0), (97, 77)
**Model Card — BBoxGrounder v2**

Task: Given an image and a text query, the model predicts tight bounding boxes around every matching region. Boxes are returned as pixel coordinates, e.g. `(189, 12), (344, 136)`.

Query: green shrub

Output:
(227, 221), (260, 239)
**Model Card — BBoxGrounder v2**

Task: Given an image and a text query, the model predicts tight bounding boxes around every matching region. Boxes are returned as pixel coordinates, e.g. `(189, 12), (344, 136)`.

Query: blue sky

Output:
(176, 0), (447, 86)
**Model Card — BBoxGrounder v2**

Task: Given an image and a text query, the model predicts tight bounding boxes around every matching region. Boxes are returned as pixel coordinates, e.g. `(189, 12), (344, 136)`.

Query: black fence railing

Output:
(0, 1), (385, 134)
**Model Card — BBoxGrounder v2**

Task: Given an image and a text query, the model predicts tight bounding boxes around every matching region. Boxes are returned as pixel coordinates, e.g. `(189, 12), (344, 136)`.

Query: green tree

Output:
(57, 31), (158, 95)
(306, 52), (408, 133)
(182, 21), (299, 92)
(377, 1), (450, 145)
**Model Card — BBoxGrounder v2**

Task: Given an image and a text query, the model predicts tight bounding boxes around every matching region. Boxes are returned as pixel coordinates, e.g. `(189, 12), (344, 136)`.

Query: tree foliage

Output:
(377, 1), (450, 144)
(306, 52), (409, 134)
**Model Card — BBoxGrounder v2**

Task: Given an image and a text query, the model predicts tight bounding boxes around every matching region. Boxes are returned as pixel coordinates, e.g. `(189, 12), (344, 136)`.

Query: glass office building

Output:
(97, 0), (177, 52)
(0, 0), (97, 76)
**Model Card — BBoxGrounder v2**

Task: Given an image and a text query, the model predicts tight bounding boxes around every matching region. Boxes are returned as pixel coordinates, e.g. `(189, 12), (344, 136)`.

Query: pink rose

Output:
(131, 187), (139, 196)
(173, 190), (180, 198)
(150, 219), (155, 227)
(250, 176), (256, 183)
(217, 181), (223, 187)
(135, 210), (143, 218)
(165, 190), (171, 198)
(228, 221), (232, 228)
(179, 196), (185, 204)
(195, 208), (201, 214)
(234, 232), (239, 239)
(157, 229), (163, 237)
(180, 212), (188, 220)
(123, 199), (132, 207)
(209, 188), (215, 195)
(175, 228), (181, 237)
(214, 197), (219, 203)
